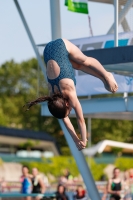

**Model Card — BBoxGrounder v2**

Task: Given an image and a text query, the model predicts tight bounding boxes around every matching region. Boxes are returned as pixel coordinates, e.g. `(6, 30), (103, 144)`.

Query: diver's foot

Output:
(104, 72), (118, 93)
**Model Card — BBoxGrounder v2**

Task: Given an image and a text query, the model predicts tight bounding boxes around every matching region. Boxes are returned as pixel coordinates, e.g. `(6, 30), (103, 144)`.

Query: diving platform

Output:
(41, 96), (133, 120)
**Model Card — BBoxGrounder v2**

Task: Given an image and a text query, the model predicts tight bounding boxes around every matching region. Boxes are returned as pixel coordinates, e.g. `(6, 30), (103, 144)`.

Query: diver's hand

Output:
(74, 138), (86, 151)
(82, 138), (88, 147)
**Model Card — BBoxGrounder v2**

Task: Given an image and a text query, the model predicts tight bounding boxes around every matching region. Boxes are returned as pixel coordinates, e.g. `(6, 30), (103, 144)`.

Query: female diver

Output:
(24, 38), (118, 151)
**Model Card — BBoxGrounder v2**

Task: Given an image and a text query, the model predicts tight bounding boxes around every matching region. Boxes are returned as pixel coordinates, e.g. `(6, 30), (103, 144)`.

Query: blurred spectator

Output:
(128, 169), (133, 194)
(123, 169), (133, 200)
(107, 167), (124, 200)
(0, 177), (8, 193)
(59, 175), (68, 185)
(21, 166), (32, 200)
(32, 167), (45, 200)
(55, 184), (69, 200)
(63, 169), (73, 181)
(73, 185), (87, 200)
(124, 170), (129, 182)
(59, 169), (74, 191)
(101, 186), (107, 200)
(43, 175), (50, 188)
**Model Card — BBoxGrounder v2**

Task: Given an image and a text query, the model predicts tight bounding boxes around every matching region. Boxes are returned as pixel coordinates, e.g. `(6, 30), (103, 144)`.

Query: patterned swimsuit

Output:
(43, 38), (76, 93)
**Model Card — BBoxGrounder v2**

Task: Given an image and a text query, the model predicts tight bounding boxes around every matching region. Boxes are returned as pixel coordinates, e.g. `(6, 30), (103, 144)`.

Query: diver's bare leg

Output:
(64, 39), (118, 93)
(79, 57), (118, 93)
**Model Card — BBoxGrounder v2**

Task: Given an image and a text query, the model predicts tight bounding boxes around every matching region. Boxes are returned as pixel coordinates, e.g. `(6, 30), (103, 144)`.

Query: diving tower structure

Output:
(90, 0), (133, 33)
(13, 0), (133, 200)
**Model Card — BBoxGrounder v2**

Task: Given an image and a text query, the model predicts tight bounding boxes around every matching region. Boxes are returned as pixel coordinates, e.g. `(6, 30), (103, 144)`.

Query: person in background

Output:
(63, 169), (73, 181)
(64, 169), (74, 191)
(123, 169), (133, 200)
(59, 169), (74, 191)
(31, 167), (45, 200)
(21, 166), (32, 200)
(73, 185), (87, 200)
(128, 169), (133, 196)
(59, 175), (68, 186)
(0, 177), (9, 193)
(107, 167), (124, 200)
(55, 184), (69, 200)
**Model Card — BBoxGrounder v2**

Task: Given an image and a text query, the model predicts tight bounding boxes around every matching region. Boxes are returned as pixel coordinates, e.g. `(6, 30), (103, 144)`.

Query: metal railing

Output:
(0, 181), (133, 200)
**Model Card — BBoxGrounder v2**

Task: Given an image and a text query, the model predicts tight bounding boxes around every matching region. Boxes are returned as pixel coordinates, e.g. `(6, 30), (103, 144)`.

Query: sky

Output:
(0, 0), (132, 65)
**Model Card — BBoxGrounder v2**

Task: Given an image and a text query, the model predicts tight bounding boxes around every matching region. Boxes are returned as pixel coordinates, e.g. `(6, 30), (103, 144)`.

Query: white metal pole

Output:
(50, 0), (62, 40)
(108, 0), (133, 34)
(114, 0), (118, 47)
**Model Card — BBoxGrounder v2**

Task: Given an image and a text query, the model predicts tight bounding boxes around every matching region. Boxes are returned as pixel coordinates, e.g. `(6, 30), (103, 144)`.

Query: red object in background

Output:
(77, 189), (86, 197)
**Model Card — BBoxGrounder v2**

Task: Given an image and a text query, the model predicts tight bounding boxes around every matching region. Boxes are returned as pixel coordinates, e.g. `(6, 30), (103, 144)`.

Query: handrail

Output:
(0, 192), (55, 197)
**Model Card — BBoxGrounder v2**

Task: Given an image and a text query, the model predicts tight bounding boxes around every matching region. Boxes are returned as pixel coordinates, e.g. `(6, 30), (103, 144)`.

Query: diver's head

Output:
(23, 93), (72, 119)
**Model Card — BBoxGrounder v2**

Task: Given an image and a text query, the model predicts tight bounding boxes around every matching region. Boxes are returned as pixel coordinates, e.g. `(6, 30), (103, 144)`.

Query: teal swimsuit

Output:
(43, 38), (76, 93)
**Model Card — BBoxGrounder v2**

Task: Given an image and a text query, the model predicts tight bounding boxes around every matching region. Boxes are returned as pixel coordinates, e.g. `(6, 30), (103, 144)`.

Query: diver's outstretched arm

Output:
(62, 117), (85, 151)
(65, 89), (87, 148)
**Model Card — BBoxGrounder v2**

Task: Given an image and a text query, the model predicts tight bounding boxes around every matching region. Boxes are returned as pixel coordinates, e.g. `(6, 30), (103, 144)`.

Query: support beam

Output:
(114, 0), (118, 47)
(84, 45), (133, 65)
(58, 119), (101, 200)
(121, 17), (131, 32)
(13, 0), (47, 81)
(50, 0), (62, 40)
(87, 96), (91, 167)
(119, 3), (131, 32)
(70, 97), (133, 115)
(41, 97), (133, 119)
(87, 117), (91, 167)
(107, 0), (133, 34)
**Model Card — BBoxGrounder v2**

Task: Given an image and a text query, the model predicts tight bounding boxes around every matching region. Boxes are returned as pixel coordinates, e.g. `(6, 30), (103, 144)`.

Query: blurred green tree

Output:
(91, 119), (133, 144)
(0, 59), (133, 151)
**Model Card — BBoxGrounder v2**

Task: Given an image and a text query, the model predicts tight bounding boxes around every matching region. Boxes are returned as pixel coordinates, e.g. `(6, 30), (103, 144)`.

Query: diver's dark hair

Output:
(23, 93), (68, 119)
